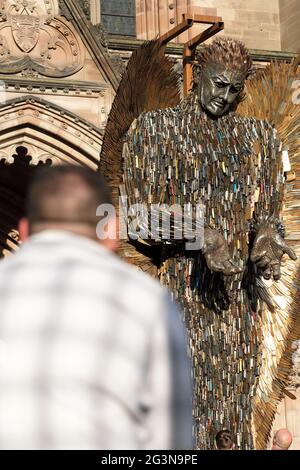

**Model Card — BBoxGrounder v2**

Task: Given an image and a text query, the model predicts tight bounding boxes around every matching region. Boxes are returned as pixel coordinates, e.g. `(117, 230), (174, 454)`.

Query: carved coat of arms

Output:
(11, 15), (40, 53)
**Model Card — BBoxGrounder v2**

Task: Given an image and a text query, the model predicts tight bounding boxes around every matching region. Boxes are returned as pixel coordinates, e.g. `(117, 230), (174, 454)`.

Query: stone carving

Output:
(8, 228), (19, 242)
(11, 14), (40, 52)
(0, 32), (9, 56)
(0, 147), (15, 163)
(109, 53), (126, 79)
(58, 0), (71, 21)
(0, 96), (103, 169)
(0, 0), (84, 77)
(5, 0), (56, 18)
(0, 0), (7, 21)
(78, 0), (90, 21)
(0, 143), (53, 165)
(91, 22), (108, 49)
(90, 22), (126, 80)
(21, 66), (38, 77)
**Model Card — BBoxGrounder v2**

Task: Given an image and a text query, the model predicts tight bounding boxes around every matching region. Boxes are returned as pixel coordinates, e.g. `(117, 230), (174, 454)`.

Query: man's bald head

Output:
(272, 429), (293, 450)
(25, 165), (113, 240)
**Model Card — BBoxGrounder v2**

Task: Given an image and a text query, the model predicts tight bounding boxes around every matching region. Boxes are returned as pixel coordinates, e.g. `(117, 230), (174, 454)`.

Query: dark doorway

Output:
(0, 146), (51, 257)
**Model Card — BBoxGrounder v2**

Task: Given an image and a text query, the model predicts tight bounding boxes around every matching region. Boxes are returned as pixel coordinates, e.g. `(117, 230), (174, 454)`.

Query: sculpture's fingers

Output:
(201, 245), (208, 255)
(223, 260), (242, 276)
(262, 266), (272, 280)
(271, 262), (281, 281)
(250, 249), (267, 263)
(205, 255), (223, 273)
(206, 254), (242, 275)
(283, 244), (297, 261)
(256, 255), (271, 269)
(228, 259), (243, 274)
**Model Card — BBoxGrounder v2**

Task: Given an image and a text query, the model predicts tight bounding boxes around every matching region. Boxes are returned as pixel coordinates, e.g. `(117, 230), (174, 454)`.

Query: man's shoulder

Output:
(58, 232), (165, 297)
(102, 251), (164, 299)
(86, 246), (169, 319)
(0, 232), (167, 308)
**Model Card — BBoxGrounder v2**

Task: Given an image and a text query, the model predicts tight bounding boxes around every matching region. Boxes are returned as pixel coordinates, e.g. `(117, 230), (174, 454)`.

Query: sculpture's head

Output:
(193, 37), (253, 118)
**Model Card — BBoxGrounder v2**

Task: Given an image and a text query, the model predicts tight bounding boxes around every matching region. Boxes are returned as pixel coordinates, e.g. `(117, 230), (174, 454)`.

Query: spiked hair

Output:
(193, 37), (254, 89)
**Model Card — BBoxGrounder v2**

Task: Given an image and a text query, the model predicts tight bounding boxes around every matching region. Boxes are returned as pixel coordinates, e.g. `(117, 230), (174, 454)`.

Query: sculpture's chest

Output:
(159, 114), (260, 237)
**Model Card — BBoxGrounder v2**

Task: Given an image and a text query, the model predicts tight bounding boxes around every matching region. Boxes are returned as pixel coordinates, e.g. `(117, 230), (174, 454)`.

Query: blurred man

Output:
(215, 430), (235, 450)
(271, 429), (293, 450)
(0, 166), (192, 450)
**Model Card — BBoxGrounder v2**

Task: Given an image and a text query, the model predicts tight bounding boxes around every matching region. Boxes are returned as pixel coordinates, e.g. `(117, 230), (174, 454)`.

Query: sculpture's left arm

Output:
(250, 120), (297, 280)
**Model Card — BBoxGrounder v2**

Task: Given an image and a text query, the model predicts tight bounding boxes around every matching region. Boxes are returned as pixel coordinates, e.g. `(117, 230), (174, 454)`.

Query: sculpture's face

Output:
(199, 63), (245, 117)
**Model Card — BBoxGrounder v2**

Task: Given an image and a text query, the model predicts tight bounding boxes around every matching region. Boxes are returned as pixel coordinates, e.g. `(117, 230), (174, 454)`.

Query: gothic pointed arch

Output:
(0, 95), (103, 168)
(0, 95), (103, 257)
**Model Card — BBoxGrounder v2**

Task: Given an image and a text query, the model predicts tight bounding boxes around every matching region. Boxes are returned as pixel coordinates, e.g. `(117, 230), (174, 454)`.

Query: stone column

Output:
(90, 0), (102, 25)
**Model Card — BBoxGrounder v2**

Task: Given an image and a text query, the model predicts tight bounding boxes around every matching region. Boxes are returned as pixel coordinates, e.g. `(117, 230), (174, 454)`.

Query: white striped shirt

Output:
(0, 230), (192, 450)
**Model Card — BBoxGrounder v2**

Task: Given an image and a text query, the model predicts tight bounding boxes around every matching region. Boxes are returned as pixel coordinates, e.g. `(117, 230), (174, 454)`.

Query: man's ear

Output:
(101, 216), (119, 252)
(18, 218), (30, 242)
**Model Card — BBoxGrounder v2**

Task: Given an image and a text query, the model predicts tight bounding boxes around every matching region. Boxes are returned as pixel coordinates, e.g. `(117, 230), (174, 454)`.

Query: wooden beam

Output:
(182, 13), (223, 25)
(159, 17), (194, 45)
(185, 22), (224, 50)
(283, 388), (297, 400)
(183, 46), (193, 97)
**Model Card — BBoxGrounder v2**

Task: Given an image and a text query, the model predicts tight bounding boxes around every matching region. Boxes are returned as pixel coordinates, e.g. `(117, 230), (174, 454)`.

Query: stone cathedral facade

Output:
(0, 0), (122, 256)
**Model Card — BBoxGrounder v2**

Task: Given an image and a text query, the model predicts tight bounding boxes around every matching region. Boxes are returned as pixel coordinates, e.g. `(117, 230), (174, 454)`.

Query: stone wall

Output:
(136, 0), (300, 52)
(136, 0), (282, 51)
(279, 0), (300, 52)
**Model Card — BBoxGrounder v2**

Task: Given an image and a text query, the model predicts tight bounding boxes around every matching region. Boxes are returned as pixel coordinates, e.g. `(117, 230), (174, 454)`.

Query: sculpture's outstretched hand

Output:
(250, 224), (297, 281)
(202, 227), (242, 276)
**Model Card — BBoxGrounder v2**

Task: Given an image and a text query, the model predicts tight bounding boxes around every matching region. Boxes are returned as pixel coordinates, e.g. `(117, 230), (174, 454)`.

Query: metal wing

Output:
(238, 58), (300, 449)
(100, 40), (181, 273)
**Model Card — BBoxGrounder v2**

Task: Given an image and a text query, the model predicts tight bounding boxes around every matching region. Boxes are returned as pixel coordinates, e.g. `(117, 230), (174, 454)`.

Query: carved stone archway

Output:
(0, 95), (103, 167)
(0, 96), (103, 256)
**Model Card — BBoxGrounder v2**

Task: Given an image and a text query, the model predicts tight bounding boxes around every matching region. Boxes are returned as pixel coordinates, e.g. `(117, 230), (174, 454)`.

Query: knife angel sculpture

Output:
(100, 38), (299, 449)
